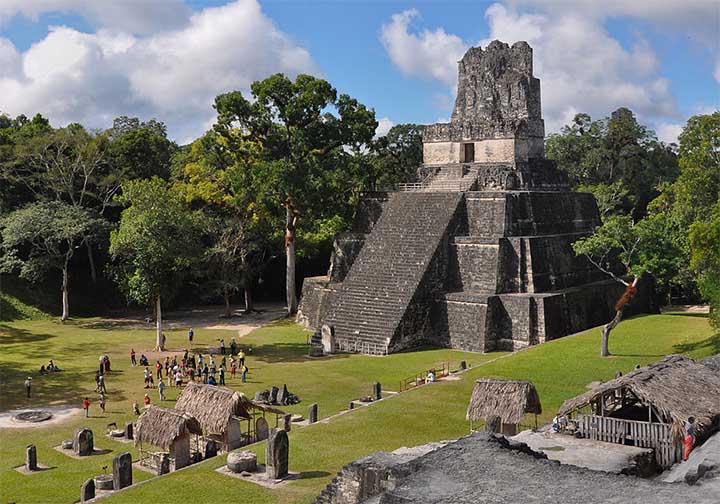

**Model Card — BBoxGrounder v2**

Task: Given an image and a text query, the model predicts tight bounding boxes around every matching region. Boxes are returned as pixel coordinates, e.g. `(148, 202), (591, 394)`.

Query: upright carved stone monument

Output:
(308, 403), (318, 424)
(266, 428), (289, 479)
(74, 428), (94, 456)
(372, 382), (382, 401)
(80, 478), (95, 503)
(255, 417), (269, 441)
(112, 452), (132, 490)
(25, 444), (37, 471)
(298, 40), (651, 355)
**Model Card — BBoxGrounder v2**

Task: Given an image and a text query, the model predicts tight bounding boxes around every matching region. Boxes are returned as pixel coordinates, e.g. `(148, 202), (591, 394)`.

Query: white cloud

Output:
(375, 117), (394, 137)
(0, 0), (191, 34)
(655, 122), (684, 144)
(380, 9), (467, 87)
(380, 3), (683, 134)
(0, 0), (320, 143)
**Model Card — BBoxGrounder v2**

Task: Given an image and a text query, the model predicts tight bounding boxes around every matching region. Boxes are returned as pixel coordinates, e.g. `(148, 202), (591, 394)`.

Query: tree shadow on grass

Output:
(0, 325), (57, 346)
(673, 334), (720, 355)
(663, 312), (709, 319)
(0, 360), (130, 412)
(247, 342), (351, 364)
(298, 470), (331, 480)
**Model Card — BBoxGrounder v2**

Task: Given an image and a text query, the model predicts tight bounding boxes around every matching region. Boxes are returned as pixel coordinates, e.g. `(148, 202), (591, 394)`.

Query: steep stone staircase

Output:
(326, 192), (463, 354)
(422, 164), (479, 192)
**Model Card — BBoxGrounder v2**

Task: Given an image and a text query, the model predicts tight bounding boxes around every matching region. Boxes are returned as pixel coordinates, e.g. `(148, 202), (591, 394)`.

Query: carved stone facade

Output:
(296, 40), (653, 355)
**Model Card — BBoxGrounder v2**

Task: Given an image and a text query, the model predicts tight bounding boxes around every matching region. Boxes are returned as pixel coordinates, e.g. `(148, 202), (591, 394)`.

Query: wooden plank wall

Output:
(577, 414), (680, 468)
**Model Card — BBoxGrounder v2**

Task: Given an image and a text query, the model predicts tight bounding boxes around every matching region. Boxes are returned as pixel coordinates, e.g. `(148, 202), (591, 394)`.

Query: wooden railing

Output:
(399, 362), (450, 392)
(576, 414), (682, 468)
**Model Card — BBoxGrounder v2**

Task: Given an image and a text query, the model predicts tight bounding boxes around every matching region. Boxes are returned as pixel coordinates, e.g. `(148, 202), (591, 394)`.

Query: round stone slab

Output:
(227, 451), (257, 473)
(94, 474), (114, 490)
(14, 410), (53, 423)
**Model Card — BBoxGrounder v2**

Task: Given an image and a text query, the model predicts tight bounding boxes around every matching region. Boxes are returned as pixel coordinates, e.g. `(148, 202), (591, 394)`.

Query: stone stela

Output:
(266, 428), (289, 480)
(297, 40), (651, 355)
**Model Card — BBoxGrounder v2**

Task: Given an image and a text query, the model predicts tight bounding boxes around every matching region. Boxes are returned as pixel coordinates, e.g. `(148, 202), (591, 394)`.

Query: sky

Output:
(0, 0), (717, 145)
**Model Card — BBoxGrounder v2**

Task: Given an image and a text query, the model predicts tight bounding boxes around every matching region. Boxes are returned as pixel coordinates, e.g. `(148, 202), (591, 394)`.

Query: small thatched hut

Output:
(466, 379), (542, 435)
(175, 383), (253, 450)
(134, 406), (202, 470)
(558, 355), (720, 468)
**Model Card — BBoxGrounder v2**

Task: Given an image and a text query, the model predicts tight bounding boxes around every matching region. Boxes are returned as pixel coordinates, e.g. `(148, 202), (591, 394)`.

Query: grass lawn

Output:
(0, 312), (717, 504)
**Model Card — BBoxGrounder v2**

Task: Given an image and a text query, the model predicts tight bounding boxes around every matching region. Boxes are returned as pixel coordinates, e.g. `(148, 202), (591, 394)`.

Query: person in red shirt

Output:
(143, 393), (151, 407)
(130, 348), (137, 366)
(155, 360), (162, 380)
(83, 397), (90, 417)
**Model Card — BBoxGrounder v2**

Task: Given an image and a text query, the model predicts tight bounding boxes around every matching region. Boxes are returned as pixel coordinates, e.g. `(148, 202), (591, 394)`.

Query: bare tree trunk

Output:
(600, 310), (623, 357)
(244, 286), (253, 313)
(61, 263), (70, 322)
(285, 205), (298, 316)
(223, 285), (232, 318)
(86, 240), (97, 284)
(156, 295), (164, 351)
(600, 276), (640, 357)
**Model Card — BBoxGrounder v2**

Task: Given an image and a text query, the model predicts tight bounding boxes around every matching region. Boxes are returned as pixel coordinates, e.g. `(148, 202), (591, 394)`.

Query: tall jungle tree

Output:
(109, 178), (202, 350)
(213, 74), (377, 315)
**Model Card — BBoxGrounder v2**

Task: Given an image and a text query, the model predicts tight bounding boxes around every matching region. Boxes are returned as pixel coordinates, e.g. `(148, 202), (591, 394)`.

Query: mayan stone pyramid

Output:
(298, 41), (651, 355)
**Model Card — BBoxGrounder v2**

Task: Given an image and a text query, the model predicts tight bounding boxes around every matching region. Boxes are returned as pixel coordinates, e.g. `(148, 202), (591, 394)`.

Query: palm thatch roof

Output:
(134, 406), (202, 450)
(175, 383), (253, 434)
(558, 355), (720, 427)
(466, 379), (542, 424)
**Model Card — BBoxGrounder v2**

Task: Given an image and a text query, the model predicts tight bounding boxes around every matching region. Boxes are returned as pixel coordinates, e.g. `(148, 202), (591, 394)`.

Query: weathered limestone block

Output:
(269, 386), (279, 404)
(266, 429), (289, 479)
(308, 403), (318, 424)
(321, 324), (335, 354)
(278, 384), (289, 406)
(112, 452), (132, 490)
(74, 428), (93, 456)
(283, 413), (292, 432)
(227, 451), (257, 473)
(255, 417), (269, 441)
(124, 422), (133, 440)
(80, 479), (95, 503)
(25, 444), (37, 471)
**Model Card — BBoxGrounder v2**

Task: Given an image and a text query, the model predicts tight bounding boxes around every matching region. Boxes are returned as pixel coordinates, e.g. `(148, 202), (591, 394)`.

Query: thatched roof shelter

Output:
(466, 379), (542, 424)
(558, 355), (720, 428)
(134, 406), (202, 450)
(175, 383), (253, 434)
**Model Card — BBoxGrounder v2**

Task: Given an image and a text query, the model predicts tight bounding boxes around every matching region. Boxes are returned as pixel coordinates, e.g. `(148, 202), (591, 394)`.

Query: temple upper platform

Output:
(422, 41), (546, 166)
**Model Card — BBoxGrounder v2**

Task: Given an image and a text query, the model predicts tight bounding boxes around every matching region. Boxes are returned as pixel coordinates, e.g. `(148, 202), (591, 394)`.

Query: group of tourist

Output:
(136, 329), (250, 404)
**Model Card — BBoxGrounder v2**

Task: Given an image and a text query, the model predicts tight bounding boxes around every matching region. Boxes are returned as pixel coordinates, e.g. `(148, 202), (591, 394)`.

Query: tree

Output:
(109, 178), (202, 350)
(689, 202), (720, 329)
(646, 112), (720, 301)
(2, 124), (115, 283)
(573, 214), (679, 356)
(213, 74), (377, 315)
(546, 108), (678, 220)
(1, 201), (104, 320)
(368, 124), (424, 191)
(106, 116), (175, 181)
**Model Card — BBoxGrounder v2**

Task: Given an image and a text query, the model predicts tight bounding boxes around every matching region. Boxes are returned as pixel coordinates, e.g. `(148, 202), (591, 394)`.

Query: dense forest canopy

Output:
(1, 78), (717, 330)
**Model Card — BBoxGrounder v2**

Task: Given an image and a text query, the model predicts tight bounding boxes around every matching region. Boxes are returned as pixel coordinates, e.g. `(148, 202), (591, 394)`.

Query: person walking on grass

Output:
(97, 374), (107, 394)
(241, 364), (248, 383)
(143, 393), (151, 407)
(24, 377), (32, 398)
(99, 393), (106, 414)
(238, 349), (245, 368)
(219, 365), (225, 386)
(158, 379), (166, 401)
(230, 358), (237, 380)
(202, 364), (209, 384)
(130, 348), (137, 366)
(155, 360), (162, 380)
(220, 338), (226, 355)
(188, 328), (194, 346)
(83, 397), (90, 417)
